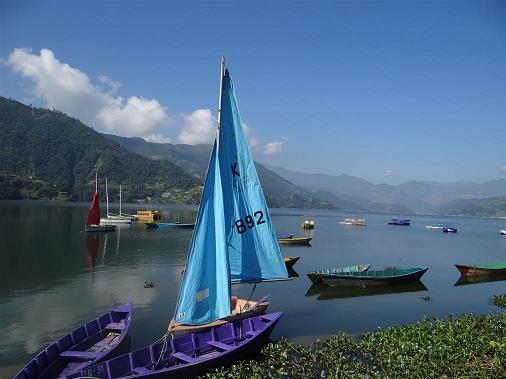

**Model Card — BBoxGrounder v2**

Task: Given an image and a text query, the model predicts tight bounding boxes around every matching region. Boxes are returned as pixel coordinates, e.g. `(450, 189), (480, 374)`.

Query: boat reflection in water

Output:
(305, 281), (428, 300)
(454, 274), (506, 286)
(287, 267), (299, 278)
(85, 234), (100, 273)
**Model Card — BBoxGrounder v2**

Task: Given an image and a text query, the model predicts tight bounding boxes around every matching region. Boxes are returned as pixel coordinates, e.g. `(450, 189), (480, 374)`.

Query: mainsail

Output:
(86, 174), (100, 226)
(173, 59), (287, 326)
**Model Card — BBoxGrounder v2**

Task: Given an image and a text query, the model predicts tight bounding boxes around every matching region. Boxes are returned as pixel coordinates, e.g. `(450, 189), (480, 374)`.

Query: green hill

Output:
(435, 197), (506, 217)
(0, 97), (199, 203)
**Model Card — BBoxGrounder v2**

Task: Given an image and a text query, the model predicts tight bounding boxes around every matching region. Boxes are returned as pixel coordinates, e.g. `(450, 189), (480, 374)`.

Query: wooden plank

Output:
(207, 340), (233, 351)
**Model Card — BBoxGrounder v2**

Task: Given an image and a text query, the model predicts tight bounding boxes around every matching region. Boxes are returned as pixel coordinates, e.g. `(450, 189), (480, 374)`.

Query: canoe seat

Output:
(106, 322), (125, 331)
(207, 340), (233, 351)
(245, 330), (257, 337)
(60, 350), (100, 359)
(172, 352), (199, 364)
(133, 367), (152, 374)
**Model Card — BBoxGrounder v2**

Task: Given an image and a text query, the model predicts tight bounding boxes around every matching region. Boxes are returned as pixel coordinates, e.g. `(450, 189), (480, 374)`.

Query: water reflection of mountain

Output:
(305, 281), (428, 300)
(454, 274), (506, 286)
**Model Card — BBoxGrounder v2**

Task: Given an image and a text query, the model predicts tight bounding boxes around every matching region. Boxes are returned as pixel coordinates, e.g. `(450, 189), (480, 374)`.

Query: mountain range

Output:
(1, 96), (506, 216)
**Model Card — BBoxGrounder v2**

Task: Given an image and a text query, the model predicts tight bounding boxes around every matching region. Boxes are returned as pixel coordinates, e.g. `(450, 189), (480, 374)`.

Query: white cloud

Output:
(501, 165), (506, 173)
(178, 108), (216, 145)
(6, 48), (171, 138)
(143, 134), (171, 144)
(263, 141), (283, 155)
(385, 169), (397, 177)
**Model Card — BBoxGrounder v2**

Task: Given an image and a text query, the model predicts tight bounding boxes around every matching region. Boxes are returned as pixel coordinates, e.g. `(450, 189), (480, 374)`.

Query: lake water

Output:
(2, 201), (506, 373)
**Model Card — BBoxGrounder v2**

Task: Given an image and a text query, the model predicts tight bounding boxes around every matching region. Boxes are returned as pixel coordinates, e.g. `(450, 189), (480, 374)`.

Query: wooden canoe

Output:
(306, 264), (371, 284)
(455, 262), (506, 276)
(14, 303), (132, 379)
(313, 267), (428, 286)
(278, 237), (312, 245)
(67, 312), (283, 379)
(284, 256), (300, 269)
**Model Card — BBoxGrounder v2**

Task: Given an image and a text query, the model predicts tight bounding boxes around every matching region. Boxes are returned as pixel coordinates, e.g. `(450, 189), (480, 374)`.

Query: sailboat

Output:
(85, 173), (116, 233)
(67, 58), (285, 379)
(100, 180), (132, 224)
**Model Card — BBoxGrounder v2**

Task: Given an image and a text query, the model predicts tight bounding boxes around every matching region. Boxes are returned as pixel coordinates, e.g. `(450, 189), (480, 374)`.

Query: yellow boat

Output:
(301, 219), (315, 229)
(278, 236), (312, 245)
(284, 256), (300, 269)
(136, 210), (161, 223)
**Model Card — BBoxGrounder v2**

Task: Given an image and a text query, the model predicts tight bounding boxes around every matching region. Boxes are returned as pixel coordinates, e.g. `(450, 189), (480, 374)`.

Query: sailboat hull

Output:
(100, 217), (132, 224)
(66, 312), (283, 379)
(170, 298), (269, 337)
(86, 224), (117, 233)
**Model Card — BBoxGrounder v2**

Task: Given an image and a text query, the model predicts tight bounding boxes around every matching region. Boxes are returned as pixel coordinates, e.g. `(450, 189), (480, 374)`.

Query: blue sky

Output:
(1, 0), (505, 184)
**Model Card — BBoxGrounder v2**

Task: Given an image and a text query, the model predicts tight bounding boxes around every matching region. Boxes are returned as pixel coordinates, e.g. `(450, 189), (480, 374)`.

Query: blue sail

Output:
(173, 141), (231, 325)
(218, 69), (289, 283)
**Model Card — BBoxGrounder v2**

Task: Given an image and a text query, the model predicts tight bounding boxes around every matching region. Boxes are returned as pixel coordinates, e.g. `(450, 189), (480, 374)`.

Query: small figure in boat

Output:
(144, 281), (154, 288)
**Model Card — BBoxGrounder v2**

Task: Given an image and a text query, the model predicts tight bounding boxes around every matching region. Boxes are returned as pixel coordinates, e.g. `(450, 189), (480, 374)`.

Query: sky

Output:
(1, 0), (506, 185)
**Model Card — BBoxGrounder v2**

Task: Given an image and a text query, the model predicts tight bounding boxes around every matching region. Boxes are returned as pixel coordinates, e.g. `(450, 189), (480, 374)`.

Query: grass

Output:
(201, 312), (506, 379)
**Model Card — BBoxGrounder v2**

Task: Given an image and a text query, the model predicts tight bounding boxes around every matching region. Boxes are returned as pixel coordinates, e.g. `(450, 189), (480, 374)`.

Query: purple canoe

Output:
(65, 312), (283, 379)
(14, 303), (132, 379)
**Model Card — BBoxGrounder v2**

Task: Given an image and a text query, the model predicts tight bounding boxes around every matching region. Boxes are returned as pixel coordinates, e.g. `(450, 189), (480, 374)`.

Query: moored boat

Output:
(65, 312), (283, 379)
(388, 218), (410, 226)
(500, 229), (506, 235)
(100, 181), (132, 225)
(14, 303), (132, 379)
(136, 210), (161, 223)
(425, 223), (445, 230)
(278, 236), (312, 245)
(306, 264), (371, 284)
(339, 218), (366, 226)
(284, 256), (300, 269)
(301, 219), (315, 229)
(311, 267), (428, 286)
(85, 173), (116, 233)
(145, 222), (195, 229)
(455, 262), (506, 276)
(443, 226), (457, 233)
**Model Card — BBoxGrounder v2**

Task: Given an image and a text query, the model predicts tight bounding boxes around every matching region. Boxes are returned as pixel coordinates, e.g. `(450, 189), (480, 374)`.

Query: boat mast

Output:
(105, 177), (109, 217)
(216, 57), (225, 149)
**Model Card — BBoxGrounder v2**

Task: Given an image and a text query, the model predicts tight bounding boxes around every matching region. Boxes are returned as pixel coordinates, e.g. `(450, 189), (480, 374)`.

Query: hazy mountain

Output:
(435, 197), (506, 217)
(264, 164), (425, 212)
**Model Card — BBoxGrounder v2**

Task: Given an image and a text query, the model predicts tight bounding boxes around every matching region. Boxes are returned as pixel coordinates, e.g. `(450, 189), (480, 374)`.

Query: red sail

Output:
(86, 191), (101, 225)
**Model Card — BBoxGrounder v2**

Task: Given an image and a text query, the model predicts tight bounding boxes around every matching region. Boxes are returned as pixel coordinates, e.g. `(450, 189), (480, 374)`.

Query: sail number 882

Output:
(235, 211), (265, 234)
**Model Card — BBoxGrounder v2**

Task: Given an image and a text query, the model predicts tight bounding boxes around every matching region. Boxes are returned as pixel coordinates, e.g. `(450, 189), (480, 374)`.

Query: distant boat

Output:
(66, 312), (283, 379)
(301, 219), (315, 229)
(500, 229), (506, 235)
(85, 173), (116, 233)
(388, 218), (410, 226)
(100, 181), (132, 224)
(339, 218), (366, 226)
(145, 222), (195, 229)
(136, 210), (161, 223)
(425, 223), (445, 230)
(455, 262), (506, 276)
(306, 264), (372, 284)
(443, 226), (457, 233)
(278, 236), (312, 245)
(284, 256), (300, 269)
(14, 303), (132, 379)
(278, 233), (295, 239)
(309, 266), (428, 286)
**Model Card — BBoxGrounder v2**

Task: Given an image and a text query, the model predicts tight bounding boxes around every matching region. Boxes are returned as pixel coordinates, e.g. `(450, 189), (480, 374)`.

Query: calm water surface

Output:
(2, 201), (506, 370)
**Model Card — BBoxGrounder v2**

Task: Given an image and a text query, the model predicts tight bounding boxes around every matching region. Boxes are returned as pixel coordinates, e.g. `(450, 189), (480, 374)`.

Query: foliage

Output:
(492, 294), (506, 309)
(0, 97), (197, 202)
(202, 313), (506, 379)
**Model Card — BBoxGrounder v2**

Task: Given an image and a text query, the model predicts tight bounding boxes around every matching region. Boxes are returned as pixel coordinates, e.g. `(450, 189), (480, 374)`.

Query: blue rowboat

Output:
(388, 218), (410, 226)
(14, 303), (132, 379)
(145, 222), (195, 229)
(64, 312), (283, 379)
